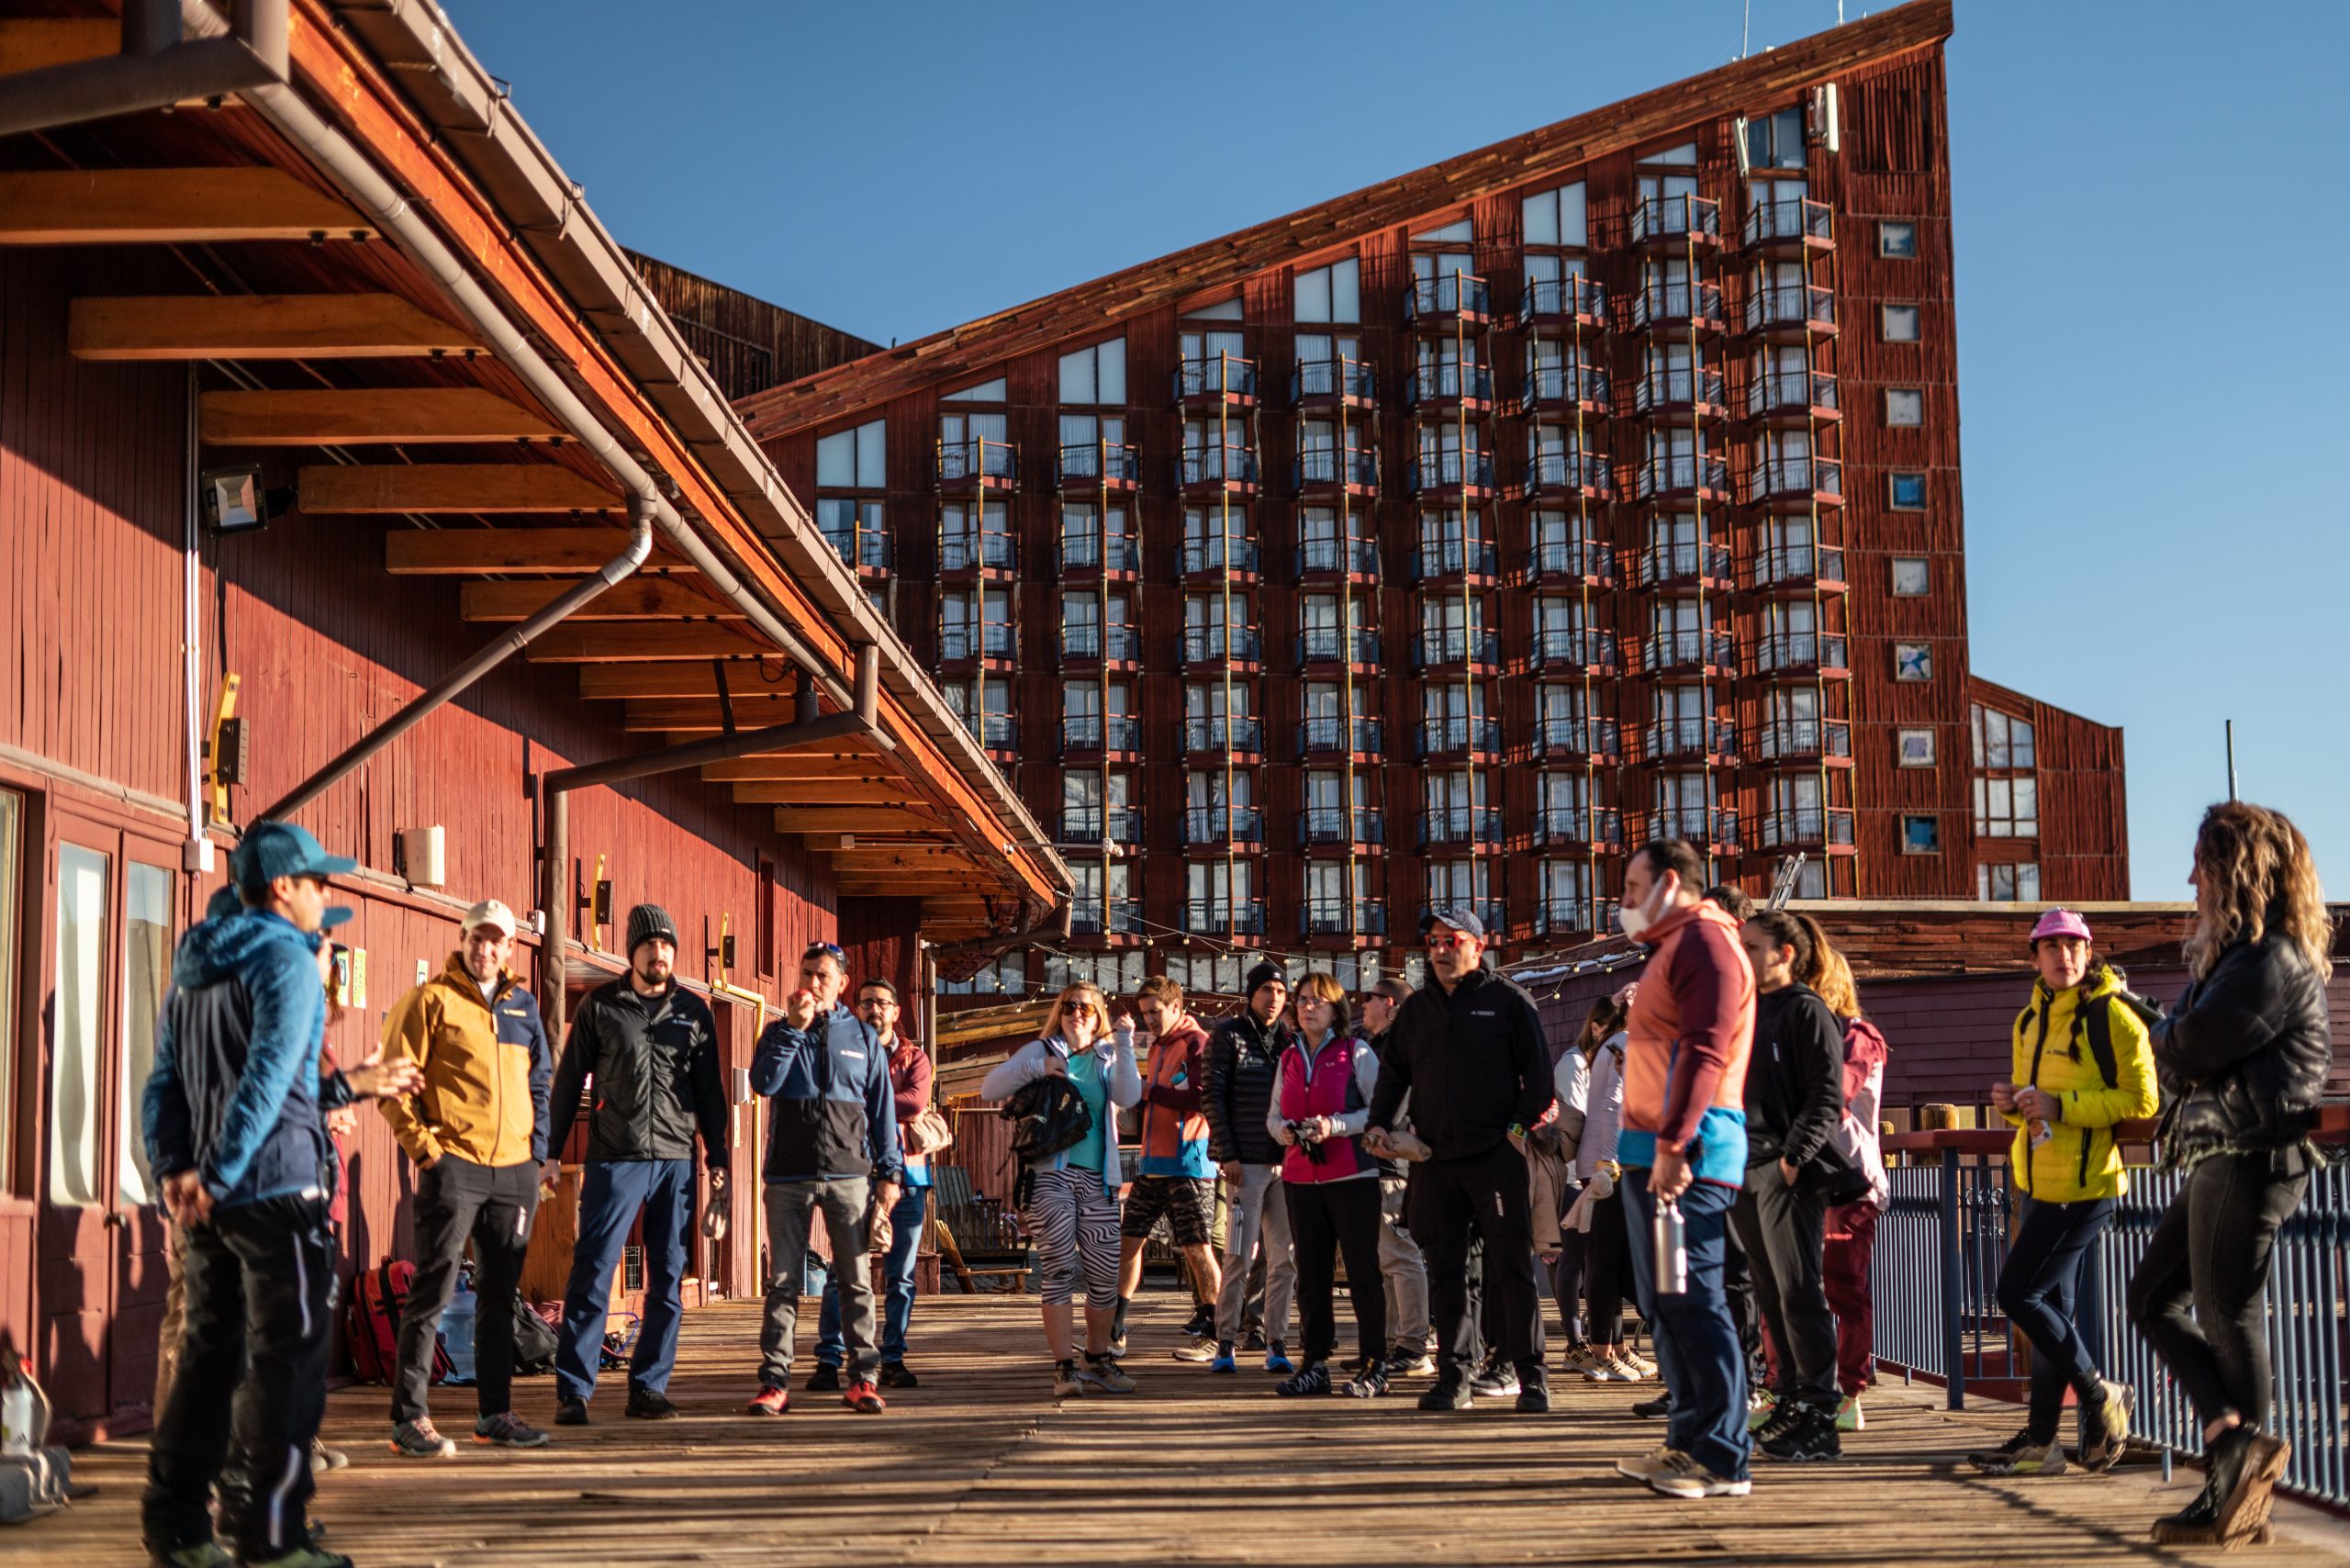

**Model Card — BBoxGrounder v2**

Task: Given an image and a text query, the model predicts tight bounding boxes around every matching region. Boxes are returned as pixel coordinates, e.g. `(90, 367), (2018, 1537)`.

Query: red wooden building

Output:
(0, 2), (1065, 1439)
(738, 0), (2127, 1002)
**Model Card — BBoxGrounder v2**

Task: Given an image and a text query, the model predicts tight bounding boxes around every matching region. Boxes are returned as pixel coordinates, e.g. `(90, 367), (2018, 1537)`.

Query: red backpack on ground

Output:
(344, 1260), (449, 1385)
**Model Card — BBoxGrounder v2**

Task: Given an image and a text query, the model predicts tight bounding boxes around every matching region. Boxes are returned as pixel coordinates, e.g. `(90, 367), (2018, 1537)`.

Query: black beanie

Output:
(626, 903), (677, 955)
(1245, 960), (1284, 999)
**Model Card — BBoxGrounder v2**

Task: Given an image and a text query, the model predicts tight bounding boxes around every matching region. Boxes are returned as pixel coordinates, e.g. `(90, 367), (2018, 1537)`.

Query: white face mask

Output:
(1617, 872), (1680, 941)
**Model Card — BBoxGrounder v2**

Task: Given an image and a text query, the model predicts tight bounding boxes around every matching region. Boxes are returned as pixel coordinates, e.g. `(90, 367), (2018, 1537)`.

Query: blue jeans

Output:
(816, 1182), (927, 1368)
(1625, 1173), (1750, 1482)
(554, 1158), (696, 1402)
(1999, 1195), (2114, 1442)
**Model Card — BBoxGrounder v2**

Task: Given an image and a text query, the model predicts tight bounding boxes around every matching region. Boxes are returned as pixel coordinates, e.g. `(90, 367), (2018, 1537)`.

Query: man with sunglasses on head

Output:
(1365, 909), (1555, 1414)
(810, 974), (932, 1390)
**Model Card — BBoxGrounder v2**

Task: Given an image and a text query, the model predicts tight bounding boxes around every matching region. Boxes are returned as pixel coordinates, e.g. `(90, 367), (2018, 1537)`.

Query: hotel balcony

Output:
(1058, 712), (1140, 761)
(937, 527), (1016, 580)
(1754, 805), (1859, 854)
(1181, 442), (1259, 499)
(1640, 716), (1740, 767)
(1407, 450), (1497, 501)
(1409, 537), (1499, 586)
(1181, 624), (1263, 672)
(1519, 274), (1608, 330)
(1742, 196), (1834, 256)
(937, 622), (1015, 671)
(1751, 631), (1852, 680)
(1647, 805), (1741, 855)
(1183, 714), (1263, 761)
(1743, 283), (1839, 341)
(1634, 452), (1732, 506)
(1534, 805), (1625, 851)
(1520, 361), (1610, 420)
(1404, 272), (1492, 328)
(1633, 364), (1727, 422)
(1746, 367), (1841, 429)
(1292, 355), (1377, 411)
(1631, 193), (1721, 250)
(1419, 805), (1505, 849)
(1183, 806), (1267, 851)
(1297, 807), (1385, 850)
(1175, 353), (1257, 410)
(1295, 625), (1380, 672)
(1293, 448), (1379, 498)
(1069, 896), (1141, 939)
(1406, 361), (1495, 415)
(1632, 281), (1727, 337)
(1417, 898), (1508, 938)
(1634, 539), (1735, 591)
(1413, 626), (1502, 674)
(1057, 440), (1140, 493)
(1060, 806), (1142, 850)
(1184, 897), (1268, 937)
(1294, 533), (1381, 582)
(1536, 897), (1620, 939)
(964, 711), (1016, 762)
(1639, 629), (1737, 678)
(1295, 714), (1383, 760)
(1520, 449), (1612, 504)
(1058, 623), (1140, 671)
(934, 437), (1016, 494)
(820, 524), (890, 583)
(1745, 454), (1844, 511)
(1750, 718), (1854, 767)
(1529, 715), (1623, 764)
(1302, 899), (1388, 943)
(1750, 542), (1848, 596)
(1056, 529), (1139, 581)
(1414, 714), (1504, 763)
(1524, 540), (1615, 587)
(1528, 627), (1620, 677)
(1181, 532), (1260, 585)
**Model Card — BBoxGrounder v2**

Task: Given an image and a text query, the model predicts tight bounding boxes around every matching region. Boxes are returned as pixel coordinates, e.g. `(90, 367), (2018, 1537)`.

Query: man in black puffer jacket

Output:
(1203, 962), (1298, 1372)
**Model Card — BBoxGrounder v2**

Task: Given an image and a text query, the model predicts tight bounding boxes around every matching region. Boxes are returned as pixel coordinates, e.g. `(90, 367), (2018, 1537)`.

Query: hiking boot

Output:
(235, 1548), (354, 1568)
(1264, 1344), (1294, 1375)
(1385, 1345), (1433, 1376)
(2206, 1428), (2291, 1544)
(1649, 1461), (1753, 1499)
(1515, 1382), (1551, 1415)
(1631, 1392), (1674, 1419)
(878, 1361), (919, 1389)
(844, 1379), (887, 1414)
(1416, 1372), (1473, 1411)
(1747, 1389), (1779, 1432)
(745, 1385), (789, 1417)
(1761, 1405), (1841, 1462)
(389, 1417), (457, 1459)
(624, 1386), (679, 1420)
(1051, 1359), (1085, 1398)
(1834, 1394), (1864, 1433)
(1751, 1399), (1807, 1449)
(1242, 1327), (1267, 1353)
(1470, 1361), (1519, 1399)
(1275, 1362), (1332, 1397)
(308, 1438), (347, 1474)
(473, 1412), (550, 1449)
(1344, 1361), (1389, 1399)
(1075, 1354), (1136, 1394)
(1208, 1343), (1237, 1374)
(148, 1542), (233, 1568)
(2076, 1379), (2134, 1473)
(1966, 1429), (2066, 1475)
(804, 1363), (842, 1394)
(1616, 1445), (1687, 1483)
(554, 1394), (589, 1427)
(1172, 1334), (1219, 1362)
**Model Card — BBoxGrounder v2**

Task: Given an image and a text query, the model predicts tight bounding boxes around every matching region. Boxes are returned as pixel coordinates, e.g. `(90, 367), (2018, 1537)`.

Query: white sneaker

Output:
(1616, 1445), (1687, 1483)
(1650, 1460), (1753, 1498)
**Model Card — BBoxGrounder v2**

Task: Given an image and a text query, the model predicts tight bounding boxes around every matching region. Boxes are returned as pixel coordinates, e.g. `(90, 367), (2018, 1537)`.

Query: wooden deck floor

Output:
(19, 1294), (2349, 1566)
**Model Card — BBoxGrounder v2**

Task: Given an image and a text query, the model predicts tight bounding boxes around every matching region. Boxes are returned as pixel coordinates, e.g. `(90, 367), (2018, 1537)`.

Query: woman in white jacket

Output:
(1563, 986), (1643, 1383)
(980, 981), (1144, 1397)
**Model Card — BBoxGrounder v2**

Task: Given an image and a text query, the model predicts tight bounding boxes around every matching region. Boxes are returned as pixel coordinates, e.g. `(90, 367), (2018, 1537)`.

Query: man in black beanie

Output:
(1202, 961), (1299, 1375)
(547, 903), (730, 1423)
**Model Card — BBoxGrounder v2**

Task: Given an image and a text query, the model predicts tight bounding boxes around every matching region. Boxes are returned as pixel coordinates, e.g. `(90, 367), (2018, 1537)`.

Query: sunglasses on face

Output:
(1426, 935), (1474, 950)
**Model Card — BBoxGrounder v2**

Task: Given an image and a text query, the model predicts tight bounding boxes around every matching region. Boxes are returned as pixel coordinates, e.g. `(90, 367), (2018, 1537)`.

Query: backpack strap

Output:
(2081, 996), (2120, 1092)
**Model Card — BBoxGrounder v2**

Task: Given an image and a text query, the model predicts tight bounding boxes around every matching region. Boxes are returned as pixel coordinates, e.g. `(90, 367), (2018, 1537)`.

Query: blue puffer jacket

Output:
(751, 1003), (902, 1185)
(143, 908), (332, 1209)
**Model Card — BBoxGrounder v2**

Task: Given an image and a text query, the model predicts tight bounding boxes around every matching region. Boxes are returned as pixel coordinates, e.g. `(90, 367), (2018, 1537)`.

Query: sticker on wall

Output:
(352, 947), (367, 1009)
(1897, 728), (1937, 767)
(416, 957), (431, 988)
(1894, 643), (1933, 682)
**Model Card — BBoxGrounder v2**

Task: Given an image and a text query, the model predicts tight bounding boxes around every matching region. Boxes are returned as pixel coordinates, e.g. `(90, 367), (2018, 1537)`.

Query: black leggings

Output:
(1285, 1178), (1388, 1366)
(2127, 1148), (2311, 1433)
(1997, 1196), (2114, 1443)
(1550, 1224), (1587, 1343)
(1585, 1188), (1633, 1347)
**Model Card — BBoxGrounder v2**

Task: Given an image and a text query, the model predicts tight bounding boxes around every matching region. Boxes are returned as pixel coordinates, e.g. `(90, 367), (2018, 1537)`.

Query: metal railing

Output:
(1531, 715), (1622, 760)
(1751, 717), (1852, 760)
(1059, 713), (1138, 753)
(1754, 805), (1856, 848)
(1183, 714), (1261, 754)
(1523, 450), (1612, 497)
(1410, 539), (1499, 580)
(1181, 625), (1261, 665)
(1749, 368), (1839, 420)
(1414, 627), (1502, 667)
(821, 526), (890, 572)
(1635, 452), (1730, 499)
(1754, 631), (1849, 675)
(1058, 532), (1139, 573)
(1181, 534), (1259, 575)
(1069, 896), (1139, 936)
(1752, 542), (1846, 588)
(1303, 899), (1388, 938)
(1408, 362), (1494, 406)
(964, 711), (1015, 750)
(1297, 715), (1383, 754)
(1748, 454), (1843, 502)
(1647, 805), (1740, 849)
(1408, 452), (1496, 494)
(1631, 193), (1720, 244)
(1296, 626), (1380, 665)
(1059, 806), (1139, 846)
(1184, 897), (1267, 935)
(1640, 629), (1736, 672)
(1175, 353), (1256, 400)
(1294, 449), (1379, 490)
(1632, 282), (1723, 330)
(1295, 535), (1380, 576)
(939, 622), (1015, 661)
(1744, 196), (1833, 248)
(1418, 804), (1504, 847)
(1520, 274), (1607, 323)
(1534, 805), (1623, 846)
(1529, 627), (1617, 671)
(1058, 624), (1138, 663)
(1298, 806), (1384, 846)
(1292, 355), (1376, 403)
(938, 528), (1015, 572)
(1537, 897), (1619, 936)
(1057, 441), (1140, 486)
(1405, 272), (1490, 319)
(1634, 365), (1726, 415)
(1643, 716), (1738, 760)
(935, 437), (1016, 485)
(1523, 361), (1610, 409)
(1745, 283), (1838, 334)
(1635, 540), (1734, 586)
(1527, 540), (1615, 583)
(1181, 442), (1259, 487)
(1183, 805), (1265, 846)
(1415, 715), (1504, 756)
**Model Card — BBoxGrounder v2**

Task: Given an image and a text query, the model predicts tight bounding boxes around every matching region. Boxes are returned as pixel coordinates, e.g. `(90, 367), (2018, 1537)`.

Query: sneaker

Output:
(1416, 1373), (1473, 1411)
(804, 1364), (842, 1394)
(1582, 1347), (1624, 1383)
(236, 1548), (354, 1568)
(745, 1385), (789, 1417)
(1274, 1362), (1332, 1397)
(624, 1386), (678, 1420)
(1344, 1361), (1389, 1399)
(2076, 1379), (2134, 1473)
(878, 1361), (919, 1389)
(1617, 1348), (1657, 1382)
(1075, 1354), (1136, 1394)
(1650, 1461), (1753, 1499)
(1052, 1359), (1085, 1398)
(1834, 1394), (1864, 1433)
(1184, 1308), (1217, 1339)
(1516, 1382), (1551, 1415)
(1242, 1328), (1268, 1353)
(1751, 1399), (1807, 1450)
(1747, 1389), (1779, 1432)
(554, 1394), (589, 1427)
(1760, 1405), (1841, 1462)
(1966, 1429), (2067, 1476)
(1385, 1345), (1433, 1376)
(1559, 1343), (1601, 1379)
(1264, 1344), (1294, 1375)
(474, 1412), (551, 1448)
(1616, 1445), (1687, 1483)
(1631, 1392), (1674, 1420)
(1471, 1362), (1520, 1399)
(389, 1417), (457, 1459)
(1208, 1343), (1238, 1374)
(1172, 1335), (1219, 1363)
(844, 1379), (887, 1414)
(148, 1542), (234, 1568)
(308, 1439), (348, 1474)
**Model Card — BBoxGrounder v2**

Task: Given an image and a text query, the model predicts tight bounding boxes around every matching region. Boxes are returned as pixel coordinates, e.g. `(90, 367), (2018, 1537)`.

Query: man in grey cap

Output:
(547, 903), (730, 1424)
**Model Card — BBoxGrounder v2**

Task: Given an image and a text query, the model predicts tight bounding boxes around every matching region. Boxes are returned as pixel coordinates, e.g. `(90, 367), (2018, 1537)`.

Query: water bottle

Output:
(1653, 1197), (1688, 1297)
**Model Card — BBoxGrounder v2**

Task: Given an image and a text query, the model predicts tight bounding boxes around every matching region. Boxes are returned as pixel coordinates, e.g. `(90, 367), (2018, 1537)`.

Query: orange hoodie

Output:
(1617, 901), (1755, 1184)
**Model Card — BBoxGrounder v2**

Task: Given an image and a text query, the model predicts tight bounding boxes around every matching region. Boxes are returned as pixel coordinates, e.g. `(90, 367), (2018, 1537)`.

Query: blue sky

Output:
(448, 0), (2347, 901)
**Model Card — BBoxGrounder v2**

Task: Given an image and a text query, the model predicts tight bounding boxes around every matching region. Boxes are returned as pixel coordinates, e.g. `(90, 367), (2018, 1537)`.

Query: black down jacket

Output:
(2154, 933), (2333, 1159)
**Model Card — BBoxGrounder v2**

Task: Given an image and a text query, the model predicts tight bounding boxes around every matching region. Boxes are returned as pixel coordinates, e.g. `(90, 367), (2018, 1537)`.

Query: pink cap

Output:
(2029, 907), (2093, 946)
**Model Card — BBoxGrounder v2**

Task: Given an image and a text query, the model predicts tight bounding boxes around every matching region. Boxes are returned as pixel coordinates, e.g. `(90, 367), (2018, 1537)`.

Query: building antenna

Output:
(2225, 719), (2239, 802)
(1741, 0), (1751, 58)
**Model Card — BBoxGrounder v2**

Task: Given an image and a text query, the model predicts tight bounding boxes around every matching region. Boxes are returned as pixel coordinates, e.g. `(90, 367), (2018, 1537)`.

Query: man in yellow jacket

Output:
(1968, 908), (2157, 1479)
(377, 899), (554, 1458)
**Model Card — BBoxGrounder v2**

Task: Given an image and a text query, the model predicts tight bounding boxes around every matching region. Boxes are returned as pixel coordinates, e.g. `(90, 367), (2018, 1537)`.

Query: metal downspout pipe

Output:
(0, 0), (287, 138)
(175, 0), (864, 717)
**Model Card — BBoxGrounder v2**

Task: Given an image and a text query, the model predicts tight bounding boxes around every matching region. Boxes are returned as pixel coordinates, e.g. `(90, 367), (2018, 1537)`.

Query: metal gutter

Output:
(0, 0), (286, 137)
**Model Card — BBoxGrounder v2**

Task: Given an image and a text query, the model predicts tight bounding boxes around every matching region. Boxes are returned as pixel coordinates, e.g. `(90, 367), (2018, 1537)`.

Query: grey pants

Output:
(761, 1177), (877, 1384)
(1381, 1175), (1431, 1346)
(1214, 1164), (1295, 1347)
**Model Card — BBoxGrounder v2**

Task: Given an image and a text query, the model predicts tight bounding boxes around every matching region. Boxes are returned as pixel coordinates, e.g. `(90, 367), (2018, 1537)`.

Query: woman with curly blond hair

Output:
(2127, 801), (2335, 1548)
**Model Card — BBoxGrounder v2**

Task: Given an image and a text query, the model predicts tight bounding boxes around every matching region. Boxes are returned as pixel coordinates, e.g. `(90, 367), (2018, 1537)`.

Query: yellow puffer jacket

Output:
(2002, 966), (2158, 1202)
(378, 956), (552, 1169)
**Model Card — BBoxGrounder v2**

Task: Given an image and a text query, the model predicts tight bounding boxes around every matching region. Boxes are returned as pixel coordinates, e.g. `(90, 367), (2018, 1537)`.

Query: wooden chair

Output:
(933, 1165), (1029, 1294)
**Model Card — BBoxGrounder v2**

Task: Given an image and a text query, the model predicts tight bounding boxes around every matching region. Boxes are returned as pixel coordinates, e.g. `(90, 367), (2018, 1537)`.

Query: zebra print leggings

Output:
(1024, 1166), (1122, 1309)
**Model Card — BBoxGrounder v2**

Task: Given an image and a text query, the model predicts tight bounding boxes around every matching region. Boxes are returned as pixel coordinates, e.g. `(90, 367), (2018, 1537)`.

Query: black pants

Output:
(1410, 1143), (1546, 1382)
(2128, 1147), (2311, 1433)
(1586, 1188), (1633, 1346)
(142, 1194), (335, 1561)
(1998, 1195), (2114, 1442)
(1724, 1223), (1762, 1369)
(1550, 1214), (1587, 1342)
(1285, 1178), (1387, 1365)
(1731, 1161), (1839, 1407)
(396, 1154), (542, 1425)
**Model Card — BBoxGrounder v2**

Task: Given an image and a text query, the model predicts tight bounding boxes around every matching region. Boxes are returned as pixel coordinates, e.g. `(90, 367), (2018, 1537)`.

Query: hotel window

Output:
(1062, 679), (1131, 745)
(1979, 863), (2042, 902)
(1878, 220), (1918, 258)
(942, 376), (1008, 403)
(941, 953), (1028, 996)
(1425, 858), (1493, 915)
(1902, 815), (1942, 855)
(1975, 777), (2040, 839)
(1972, 705), (2036, 769)
(1743, 107), (1806, 170)
(1294, 258), (1361, 324)
(1888, 471), (1927, 510)
(1881, 303), (1921, 342)
(1187, 860), (1255, 924)
(815, 498), (885, 573)
(1891, 557), (1931, 597)
(1885, 387), (1925, 428)
(1058, 500), (1131, 570)
(815, 419), (886, 488)
(1058, 338), (1127, 406)
(1521, 181), (1588, 249)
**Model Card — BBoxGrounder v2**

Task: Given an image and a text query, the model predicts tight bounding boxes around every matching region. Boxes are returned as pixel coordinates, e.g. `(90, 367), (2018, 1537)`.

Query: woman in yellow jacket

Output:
(1965, 909), (2157, 1479)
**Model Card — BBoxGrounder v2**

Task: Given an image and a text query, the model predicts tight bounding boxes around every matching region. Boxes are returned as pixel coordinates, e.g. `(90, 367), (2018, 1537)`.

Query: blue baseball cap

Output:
(231, 821), (357, 898)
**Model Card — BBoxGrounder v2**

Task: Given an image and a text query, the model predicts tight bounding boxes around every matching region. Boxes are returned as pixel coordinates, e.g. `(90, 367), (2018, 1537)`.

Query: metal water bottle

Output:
(1653, 1197), (1688, 1296)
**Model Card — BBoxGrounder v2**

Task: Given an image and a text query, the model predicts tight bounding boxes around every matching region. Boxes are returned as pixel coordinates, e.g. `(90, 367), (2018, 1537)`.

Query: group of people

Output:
(130, 799), (2332, 1565)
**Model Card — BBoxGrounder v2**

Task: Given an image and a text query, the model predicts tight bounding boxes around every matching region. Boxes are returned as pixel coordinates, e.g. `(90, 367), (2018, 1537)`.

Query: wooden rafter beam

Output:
(200, 388), (559, 446)
(318, 465), (623, 517)
(387, 527), (687, 577)
(458, 579), (740, 622)
(69, 295), (479, 361)
(702, 754), (894, 783)
(0, 18), (113, 73)
(621, 698), (797, 733)
(770, 807), (945, 833)
(732, 781), (923, 806)
(525, 624), (773, 664)
(0, 169), (375, 245)
(581, 664), (797, 700)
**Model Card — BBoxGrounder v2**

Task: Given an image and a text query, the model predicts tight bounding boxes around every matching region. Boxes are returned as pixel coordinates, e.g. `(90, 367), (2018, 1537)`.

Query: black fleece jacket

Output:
(1366, 967), (1552, 1162)
(1203, 1009), (1292, 1166)
(1741, 982), (1846, 1170)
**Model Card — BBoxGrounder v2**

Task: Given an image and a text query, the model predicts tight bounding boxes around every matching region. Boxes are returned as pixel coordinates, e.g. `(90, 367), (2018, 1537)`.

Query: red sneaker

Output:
(745, 1385), (789, 1417)
(844, 1380), (886, 1414)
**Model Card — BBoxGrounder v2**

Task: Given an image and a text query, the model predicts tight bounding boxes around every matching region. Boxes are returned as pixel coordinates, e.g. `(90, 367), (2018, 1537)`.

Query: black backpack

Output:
(999, 1070), (1094, 1208)
(2020, 965), (2166, 1094)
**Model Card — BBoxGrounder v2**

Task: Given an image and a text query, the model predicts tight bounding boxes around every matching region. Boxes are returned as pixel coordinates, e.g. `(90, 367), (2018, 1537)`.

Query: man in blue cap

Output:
(141, 822), (420, 1568)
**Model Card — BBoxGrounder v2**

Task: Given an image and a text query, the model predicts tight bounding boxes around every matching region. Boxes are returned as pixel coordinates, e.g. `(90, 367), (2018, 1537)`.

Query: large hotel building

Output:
(711, 0), (2127, 994)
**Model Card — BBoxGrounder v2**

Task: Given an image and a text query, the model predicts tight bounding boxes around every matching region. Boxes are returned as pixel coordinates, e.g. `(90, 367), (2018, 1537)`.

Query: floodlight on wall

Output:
(200, 464), (270, 534)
